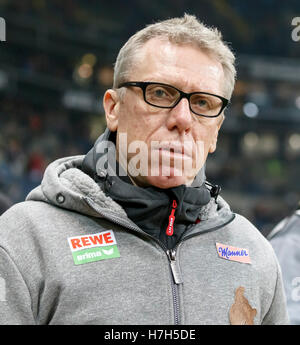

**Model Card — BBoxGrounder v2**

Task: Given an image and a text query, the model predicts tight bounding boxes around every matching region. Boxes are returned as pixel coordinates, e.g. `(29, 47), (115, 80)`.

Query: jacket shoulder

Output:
(0, 200), (73, 248)
(1, 200), (63, 228)
(228, 213), (279, 266)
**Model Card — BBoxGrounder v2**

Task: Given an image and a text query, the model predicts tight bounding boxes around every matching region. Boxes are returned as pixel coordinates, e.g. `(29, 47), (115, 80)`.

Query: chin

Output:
(144, 175), (189, 189)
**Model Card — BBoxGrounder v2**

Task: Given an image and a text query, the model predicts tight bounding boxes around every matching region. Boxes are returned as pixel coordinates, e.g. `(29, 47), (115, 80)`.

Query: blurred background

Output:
(0, 0), (299, 236)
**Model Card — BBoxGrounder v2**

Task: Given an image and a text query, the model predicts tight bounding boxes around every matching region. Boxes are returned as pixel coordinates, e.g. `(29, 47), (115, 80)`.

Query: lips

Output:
(151, 141), (193, 158)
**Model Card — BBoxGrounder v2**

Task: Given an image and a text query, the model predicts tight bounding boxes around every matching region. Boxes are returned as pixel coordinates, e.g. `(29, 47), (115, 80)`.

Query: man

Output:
(268, 204), (300, 325)
(0, 14), (289, 324)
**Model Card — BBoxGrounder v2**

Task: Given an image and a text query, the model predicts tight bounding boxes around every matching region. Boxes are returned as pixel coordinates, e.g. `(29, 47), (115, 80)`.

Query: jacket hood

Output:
(26, 155), (127, 218)
(26, 129), (235, 238)
(26, 153), (234, 233)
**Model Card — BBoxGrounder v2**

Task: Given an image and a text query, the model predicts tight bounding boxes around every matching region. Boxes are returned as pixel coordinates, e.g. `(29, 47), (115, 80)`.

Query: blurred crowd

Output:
(0, 0), (299, 57)
(0, 96), (94, 203)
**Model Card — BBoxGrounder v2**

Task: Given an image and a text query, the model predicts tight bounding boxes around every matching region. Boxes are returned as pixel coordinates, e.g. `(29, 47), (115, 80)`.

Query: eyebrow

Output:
(141, 80), (220, 95)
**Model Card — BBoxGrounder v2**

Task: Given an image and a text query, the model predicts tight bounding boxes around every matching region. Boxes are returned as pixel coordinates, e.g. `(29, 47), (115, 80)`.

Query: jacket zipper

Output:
(166, 248), (182, 324)
(84, 197), (182, 324)
(84, 197), (235, 324)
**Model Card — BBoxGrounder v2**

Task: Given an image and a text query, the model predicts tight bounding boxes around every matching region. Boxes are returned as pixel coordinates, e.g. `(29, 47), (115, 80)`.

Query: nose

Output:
(166, 97), (193, 134)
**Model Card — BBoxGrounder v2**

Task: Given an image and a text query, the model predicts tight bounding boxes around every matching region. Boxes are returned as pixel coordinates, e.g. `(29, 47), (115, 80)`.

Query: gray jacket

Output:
(268, 209), (300, 324)
(0, 155), (289, 324)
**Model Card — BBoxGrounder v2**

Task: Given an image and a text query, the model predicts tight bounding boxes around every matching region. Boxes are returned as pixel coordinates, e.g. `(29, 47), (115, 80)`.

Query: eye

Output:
(149, 86), (170, 98)
(193, 97), (210, 109)
(146, 84), (179, 106)
(191, 94), (224, 116)
(196, 99), (208, 107)
(153, 87), (168, 98)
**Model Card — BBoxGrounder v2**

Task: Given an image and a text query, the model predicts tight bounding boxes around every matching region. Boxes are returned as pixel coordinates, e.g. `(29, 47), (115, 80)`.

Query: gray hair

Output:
(113, 14), (236, 99)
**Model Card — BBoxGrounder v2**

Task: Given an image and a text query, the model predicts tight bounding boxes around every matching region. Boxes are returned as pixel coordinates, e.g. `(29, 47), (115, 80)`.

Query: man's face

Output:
(104, 38), (225, 188)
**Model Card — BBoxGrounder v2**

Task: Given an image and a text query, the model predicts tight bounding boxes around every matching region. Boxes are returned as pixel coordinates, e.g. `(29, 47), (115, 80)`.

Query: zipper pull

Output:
(166, 200), (177, 236)
(167, 249), (183, 284)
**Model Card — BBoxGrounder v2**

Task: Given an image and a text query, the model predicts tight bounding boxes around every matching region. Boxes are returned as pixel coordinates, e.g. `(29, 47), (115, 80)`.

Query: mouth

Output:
(152, 141), (193, 158)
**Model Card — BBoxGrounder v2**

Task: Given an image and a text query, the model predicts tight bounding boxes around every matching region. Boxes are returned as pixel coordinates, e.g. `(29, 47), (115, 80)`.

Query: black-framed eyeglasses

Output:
(118, 81), (229, 118)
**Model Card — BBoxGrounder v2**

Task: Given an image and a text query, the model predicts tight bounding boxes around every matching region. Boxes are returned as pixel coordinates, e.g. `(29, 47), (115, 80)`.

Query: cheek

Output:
(118, 105), (139, 132)
(193, 124), (213, 149)
(118, 112), (150, 151)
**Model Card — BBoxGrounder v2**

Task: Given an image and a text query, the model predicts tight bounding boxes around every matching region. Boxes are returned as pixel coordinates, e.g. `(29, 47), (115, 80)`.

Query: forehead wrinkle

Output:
(141, 70), (223, 95)
(128, 38), (224, 94)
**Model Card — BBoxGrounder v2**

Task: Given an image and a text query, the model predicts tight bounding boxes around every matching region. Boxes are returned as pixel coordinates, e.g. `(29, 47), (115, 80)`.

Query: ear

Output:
(103, 89), (120, 132)
(208, 114), (224, 153)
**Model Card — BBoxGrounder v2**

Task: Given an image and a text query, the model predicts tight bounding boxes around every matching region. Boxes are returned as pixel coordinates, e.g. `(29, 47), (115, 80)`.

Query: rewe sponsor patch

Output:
(68, 230), (120, 265)
(216, 242), (251, 264)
